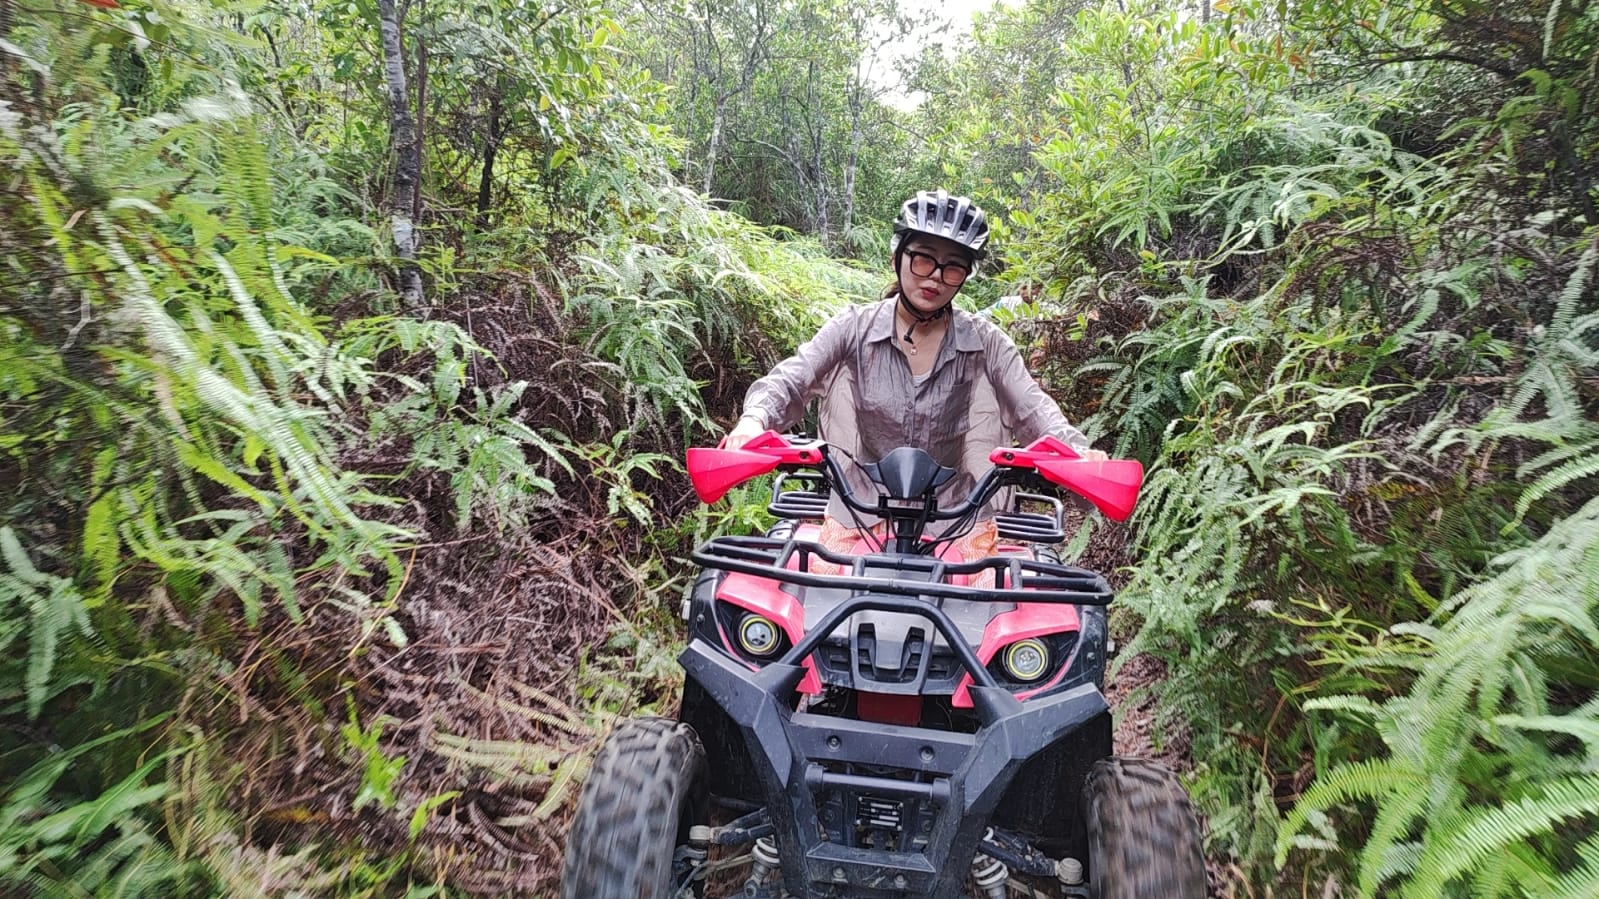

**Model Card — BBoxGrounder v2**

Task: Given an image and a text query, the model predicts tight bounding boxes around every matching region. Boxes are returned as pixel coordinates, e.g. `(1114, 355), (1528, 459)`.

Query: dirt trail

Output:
(1106, 653), (1188, 769)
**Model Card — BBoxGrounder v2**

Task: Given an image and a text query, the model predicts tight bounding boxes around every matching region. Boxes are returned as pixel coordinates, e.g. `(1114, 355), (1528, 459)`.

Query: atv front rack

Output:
(691, 535), (1113, 605)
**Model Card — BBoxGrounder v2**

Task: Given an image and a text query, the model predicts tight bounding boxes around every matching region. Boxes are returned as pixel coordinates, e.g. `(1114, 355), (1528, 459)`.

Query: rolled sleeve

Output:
(742, 306), (858, 432)
(986, 329), (1091, 452)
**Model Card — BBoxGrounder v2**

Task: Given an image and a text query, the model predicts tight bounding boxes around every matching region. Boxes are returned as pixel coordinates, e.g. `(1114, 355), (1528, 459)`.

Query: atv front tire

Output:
(1083, 757), (1206, 898)
(561, 717), (708, 899)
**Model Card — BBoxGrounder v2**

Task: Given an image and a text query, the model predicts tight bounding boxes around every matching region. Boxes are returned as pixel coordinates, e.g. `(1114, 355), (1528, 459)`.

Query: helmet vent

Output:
(893, 189), (989, 259)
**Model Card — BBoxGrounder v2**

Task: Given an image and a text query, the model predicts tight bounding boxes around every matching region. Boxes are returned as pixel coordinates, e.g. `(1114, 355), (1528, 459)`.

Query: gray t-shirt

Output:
(740, 297), (1090, 529)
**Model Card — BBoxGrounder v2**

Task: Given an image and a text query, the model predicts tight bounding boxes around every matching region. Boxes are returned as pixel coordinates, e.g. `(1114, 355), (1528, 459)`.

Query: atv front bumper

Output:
(679, 594), (1110, 899)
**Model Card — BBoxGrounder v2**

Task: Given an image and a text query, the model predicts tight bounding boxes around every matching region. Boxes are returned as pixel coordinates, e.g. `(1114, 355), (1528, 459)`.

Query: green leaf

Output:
(408, 791), (461, 841)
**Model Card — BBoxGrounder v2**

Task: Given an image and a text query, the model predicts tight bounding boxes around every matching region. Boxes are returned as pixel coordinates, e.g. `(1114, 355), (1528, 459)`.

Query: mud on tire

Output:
(561, 717), (707, 899)
(1083, 757), (1206, 899)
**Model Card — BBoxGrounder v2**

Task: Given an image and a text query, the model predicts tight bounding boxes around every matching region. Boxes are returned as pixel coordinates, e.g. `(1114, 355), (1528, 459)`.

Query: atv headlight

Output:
(737, 614), (783, 657)
(1002, 638), (1051, 682)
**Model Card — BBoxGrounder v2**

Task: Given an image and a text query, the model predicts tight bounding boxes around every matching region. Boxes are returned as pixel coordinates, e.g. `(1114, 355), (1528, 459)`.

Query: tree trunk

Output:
(703, 99), (726, 196)
(842, 80), (863, 244)
(805, 61), (829, 242)
(378, 0), (423, 305)
(413, 29), (428, 224)
(811, 139), (828, 241)
(475, 86), (503, 229)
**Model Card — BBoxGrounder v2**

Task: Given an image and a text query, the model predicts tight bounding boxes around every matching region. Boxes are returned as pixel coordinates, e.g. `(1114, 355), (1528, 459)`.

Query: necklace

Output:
(898, 315), (948, 356)
(896, 319), (920, 355)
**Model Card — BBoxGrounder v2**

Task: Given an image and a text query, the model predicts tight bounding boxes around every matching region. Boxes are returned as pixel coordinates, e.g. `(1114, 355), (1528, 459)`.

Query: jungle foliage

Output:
(618, 0), (945, 250)
(924, 0), (1598, 895)
(0, 0), (874, 894)
(0, 0), (1595, 897)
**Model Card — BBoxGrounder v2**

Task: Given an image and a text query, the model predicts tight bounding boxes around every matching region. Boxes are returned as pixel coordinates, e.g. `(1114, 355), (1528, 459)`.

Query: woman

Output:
(723, 189), (1104, 556)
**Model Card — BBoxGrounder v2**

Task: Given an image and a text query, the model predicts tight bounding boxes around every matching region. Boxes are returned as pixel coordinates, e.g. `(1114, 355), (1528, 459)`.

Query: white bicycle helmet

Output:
(890, 189), (990, 260)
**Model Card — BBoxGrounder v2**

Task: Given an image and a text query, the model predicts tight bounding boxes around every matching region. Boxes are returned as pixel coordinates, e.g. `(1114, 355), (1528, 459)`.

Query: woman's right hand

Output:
(722, 415), (766, 450)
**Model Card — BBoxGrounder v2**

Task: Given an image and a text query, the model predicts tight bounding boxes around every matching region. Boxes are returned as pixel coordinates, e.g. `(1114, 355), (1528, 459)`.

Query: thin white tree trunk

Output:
(378, 0), (423, 305)
(842, 73), (866, 245)
(703, 101), (725, 195)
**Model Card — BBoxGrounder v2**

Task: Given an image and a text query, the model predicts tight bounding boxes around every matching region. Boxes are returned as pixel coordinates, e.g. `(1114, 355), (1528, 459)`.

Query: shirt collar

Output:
(866, 297), (898, 344)
(949, 309), (984, 352)
(868, 296), (984, 352)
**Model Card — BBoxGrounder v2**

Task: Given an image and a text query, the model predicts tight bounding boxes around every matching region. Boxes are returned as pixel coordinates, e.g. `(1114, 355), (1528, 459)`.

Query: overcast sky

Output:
(903, 0), (1000, 23)
(874, 0), (1003, 110)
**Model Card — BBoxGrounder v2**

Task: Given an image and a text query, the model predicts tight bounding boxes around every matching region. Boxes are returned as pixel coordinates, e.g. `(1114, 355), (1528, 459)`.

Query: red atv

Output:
(562, 433), (1206, 899)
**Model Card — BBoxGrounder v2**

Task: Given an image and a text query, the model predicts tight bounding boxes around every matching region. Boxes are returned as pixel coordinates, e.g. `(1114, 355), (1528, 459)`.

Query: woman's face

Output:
(896, 235), (974, 316)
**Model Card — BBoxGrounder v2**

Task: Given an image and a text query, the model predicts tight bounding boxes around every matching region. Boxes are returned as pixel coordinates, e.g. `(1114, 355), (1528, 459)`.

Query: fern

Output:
(1282, 496), (1599, 895)
(1511, 416), (1599, 525)
(1416, 778), (1599, 890)
(565, 178), (865, 438)
(0, 527), (91, 719)
(0, 721), (199, 897)
(1278, 758), (1425, 843)
(1547, 835), (1599, 899)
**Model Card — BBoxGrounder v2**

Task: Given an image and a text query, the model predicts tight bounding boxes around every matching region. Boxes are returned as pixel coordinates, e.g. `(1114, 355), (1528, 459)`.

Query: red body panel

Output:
(951, 599), (1081, 708)
(716, 571), (823, 694)
(718, 535), (1084, 706)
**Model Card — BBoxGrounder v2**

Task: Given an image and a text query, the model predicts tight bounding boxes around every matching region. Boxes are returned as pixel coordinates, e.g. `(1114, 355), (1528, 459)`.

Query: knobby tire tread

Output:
(1084, 756), (1206, 899)
(561, 716), (706, 899)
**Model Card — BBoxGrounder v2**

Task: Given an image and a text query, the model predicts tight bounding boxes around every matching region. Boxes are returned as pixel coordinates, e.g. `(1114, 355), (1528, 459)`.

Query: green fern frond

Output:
(1547, 834), (1599, 899)
(1356, 783), (1435, 894)
(0, 528), (92, 720)
(1491, 714), (1599, 755)
(1514, 441), (1599, 522)
(1552, 238), (1597, 333)
(1410, 776), (1599, 891)
(1302, 694), (1386, 721)
(1276, 760), (1423, 868)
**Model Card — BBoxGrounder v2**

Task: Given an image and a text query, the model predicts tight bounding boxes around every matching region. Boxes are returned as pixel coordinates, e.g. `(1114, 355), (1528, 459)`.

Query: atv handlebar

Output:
(687, 432), (1144, 523)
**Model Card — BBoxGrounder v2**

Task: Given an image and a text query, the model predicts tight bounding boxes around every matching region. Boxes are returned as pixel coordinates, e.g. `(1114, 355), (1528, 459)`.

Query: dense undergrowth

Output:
(0, 2), (873, 895)
(1, 0), (1596, 897)
(949, 2), (1599, 894)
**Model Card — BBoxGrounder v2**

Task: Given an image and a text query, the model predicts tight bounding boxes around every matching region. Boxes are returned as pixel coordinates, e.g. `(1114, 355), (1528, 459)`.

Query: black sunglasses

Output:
(903, 249), (972, 287)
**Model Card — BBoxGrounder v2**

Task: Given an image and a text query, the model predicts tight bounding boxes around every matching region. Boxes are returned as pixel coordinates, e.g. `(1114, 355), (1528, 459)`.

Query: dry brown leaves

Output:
(203, 273), (722, 896)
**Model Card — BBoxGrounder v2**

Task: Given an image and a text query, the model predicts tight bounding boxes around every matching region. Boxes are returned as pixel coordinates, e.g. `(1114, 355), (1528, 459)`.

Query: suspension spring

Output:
(971, 851), (1009, 899)
(743, 835), (780, 896)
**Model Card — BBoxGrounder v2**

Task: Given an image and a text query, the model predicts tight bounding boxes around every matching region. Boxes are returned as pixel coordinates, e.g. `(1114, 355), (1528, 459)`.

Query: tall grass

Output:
(994, 0), (1599, 889)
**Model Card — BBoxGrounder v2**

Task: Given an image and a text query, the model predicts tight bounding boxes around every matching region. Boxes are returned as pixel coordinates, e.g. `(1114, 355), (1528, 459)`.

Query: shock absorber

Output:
(971, 851), (1009, 899)
(743, 835), (781, 897)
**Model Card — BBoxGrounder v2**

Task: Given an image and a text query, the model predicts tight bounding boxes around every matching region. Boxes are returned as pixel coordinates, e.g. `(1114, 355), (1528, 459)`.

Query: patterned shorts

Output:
(810, 517), (1002, 588)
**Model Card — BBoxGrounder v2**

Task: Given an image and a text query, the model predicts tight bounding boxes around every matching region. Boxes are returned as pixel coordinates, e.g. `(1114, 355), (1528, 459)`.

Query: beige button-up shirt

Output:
(741, 297), (1091, 529)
